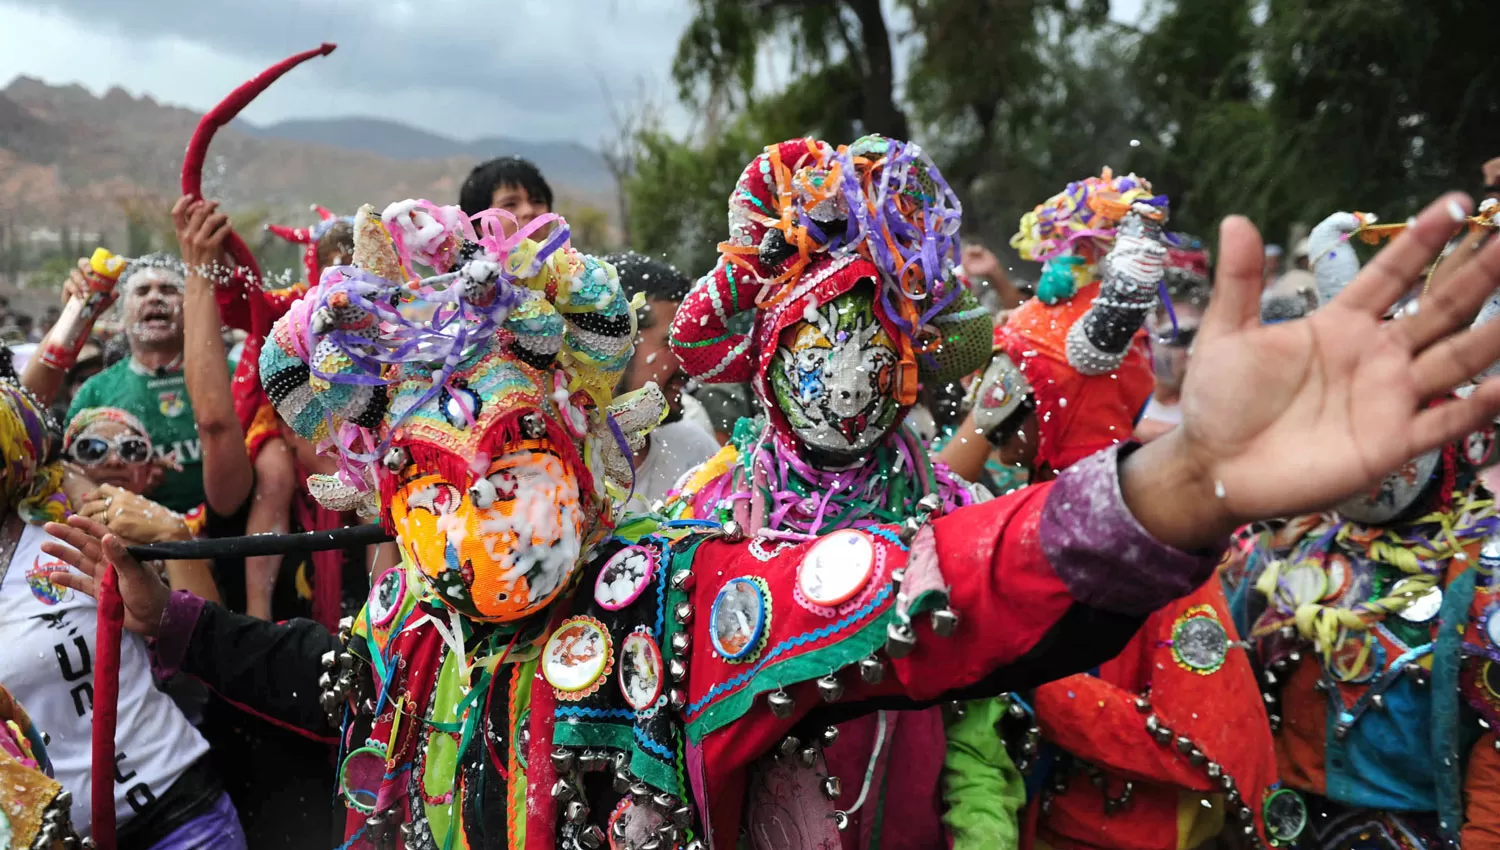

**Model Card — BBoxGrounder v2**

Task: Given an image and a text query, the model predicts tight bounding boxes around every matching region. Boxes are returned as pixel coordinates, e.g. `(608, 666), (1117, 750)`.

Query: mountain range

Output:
(0, 76), (616, 245)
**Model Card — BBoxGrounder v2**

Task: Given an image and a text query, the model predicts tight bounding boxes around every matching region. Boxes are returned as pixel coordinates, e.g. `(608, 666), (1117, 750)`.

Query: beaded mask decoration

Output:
(260, 201), (665, 623)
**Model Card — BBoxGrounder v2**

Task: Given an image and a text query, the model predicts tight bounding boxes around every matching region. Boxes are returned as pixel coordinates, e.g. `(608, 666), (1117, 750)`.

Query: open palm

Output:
(1148, 194), (1500, 544)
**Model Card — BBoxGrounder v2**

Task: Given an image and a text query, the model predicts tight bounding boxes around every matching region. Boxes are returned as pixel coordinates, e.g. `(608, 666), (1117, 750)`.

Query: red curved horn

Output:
(181, 42), (337, 283)
(315, 205), (336, 221)
(266, 223), (315, 244)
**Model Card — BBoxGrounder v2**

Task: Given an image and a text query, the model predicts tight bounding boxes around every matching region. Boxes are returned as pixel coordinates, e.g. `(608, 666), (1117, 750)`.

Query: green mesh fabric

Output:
(923, 287), (995, 386)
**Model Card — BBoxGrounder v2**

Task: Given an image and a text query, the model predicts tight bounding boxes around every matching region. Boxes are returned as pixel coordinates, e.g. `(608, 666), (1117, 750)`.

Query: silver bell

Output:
(669, 689), (687, 711)
(798, 747), (819, 768)
(833, 811), (850, 831)
(820, 726), (840, 747)
(818, 674), (844, 702)
(551, 778), (577, 801)
(721, 520), (745, 541)
(671, 570), (695, 590)
(320, 650), (339, 670)
(551, 749), (577, 774)
(930, 608), (960, 637)
(669, 659), (688, 681)
(885, 622), (917, 658)
(674, 601), (694, 624)
(767, 690), (795, 719)
(822, 776), (842, 799)
(566, 800), (589, 824)
(778, 736), (801, 759)
(671, 632), (691, 654)
(859, 656), (885, 684)
(577, 825), (605, 849)
(382, 447), (408, 472)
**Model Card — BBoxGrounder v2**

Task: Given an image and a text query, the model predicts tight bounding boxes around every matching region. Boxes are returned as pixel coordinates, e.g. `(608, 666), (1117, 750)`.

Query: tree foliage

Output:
(629, 0), (1500, 274)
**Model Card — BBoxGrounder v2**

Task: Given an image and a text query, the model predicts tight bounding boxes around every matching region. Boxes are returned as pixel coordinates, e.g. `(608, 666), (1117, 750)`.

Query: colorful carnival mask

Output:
(769, 288), (900, 455)
(391, 447), (583, 621)
(261, 200), (664, 623)
(670, 136), (992, 448)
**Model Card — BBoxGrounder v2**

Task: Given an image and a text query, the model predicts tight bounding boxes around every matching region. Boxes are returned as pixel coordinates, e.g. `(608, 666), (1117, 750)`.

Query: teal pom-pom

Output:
(1037, 256), (1083, 305)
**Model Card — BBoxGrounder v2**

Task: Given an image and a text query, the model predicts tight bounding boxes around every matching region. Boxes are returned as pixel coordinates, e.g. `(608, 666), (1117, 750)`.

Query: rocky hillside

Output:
(0, 76), (616, 241)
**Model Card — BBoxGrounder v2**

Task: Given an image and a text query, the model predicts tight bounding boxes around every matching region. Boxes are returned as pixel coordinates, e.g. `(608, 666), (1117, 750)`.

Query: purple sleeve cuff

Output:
(150, 589), (206, 680)
(1039, 442), (1226, 615)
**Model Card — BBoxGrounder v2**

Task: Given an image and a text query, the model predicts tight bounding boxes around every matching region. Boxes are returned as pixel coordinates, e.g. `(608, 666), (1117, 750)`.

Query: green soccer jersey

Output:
(67, 358), (204, 513)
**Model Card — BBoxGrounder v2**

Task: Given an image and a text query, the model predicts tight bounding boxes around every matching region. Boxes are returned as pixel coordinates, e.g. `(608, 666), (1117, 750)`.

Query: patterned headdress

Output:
(259, 201), (662, 525)
(669, 136), (992, 436)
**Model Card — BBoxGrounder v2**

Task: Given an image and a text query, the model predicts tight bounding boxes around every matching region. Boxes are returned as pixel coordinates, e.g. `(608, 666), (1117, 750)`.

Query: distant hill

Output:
(0, 76), (618, 258)
(239, 117), (614, 192)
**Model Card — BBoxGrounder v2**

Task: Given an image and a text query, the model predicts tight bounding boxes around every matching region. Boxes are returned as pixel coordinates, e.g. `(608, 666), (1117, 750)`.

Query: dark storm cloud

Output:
(3, 0), (686, 141)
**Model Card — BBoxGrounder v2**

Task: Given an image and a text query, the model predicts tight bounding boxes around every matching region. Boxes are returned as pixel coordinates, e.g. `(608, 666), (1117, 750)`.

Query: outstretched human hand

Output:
(1126, 193), (1500, 550)
(42, 514), (170, 636)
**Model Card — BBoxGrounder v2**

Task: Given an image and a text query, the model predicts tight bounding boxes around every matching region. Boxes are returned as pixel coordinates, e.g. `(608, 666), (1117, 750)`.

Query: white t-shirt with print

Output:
(0, 521), (209, 836)
(625, 419), (724, 515)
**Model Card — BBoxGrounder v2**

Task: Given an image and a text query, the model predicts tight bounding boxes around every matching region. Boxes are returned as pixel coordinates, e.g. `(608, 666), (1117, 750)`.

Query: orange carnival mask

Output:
(390, 446), (585, 623)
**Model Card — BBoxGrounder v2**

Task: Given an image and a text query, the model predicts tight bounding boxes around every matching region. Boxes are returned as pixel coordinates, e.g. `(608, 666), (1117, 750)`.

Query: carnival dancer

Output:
(950, 175), (1276, 850)
(40, 173), (1500, 850)
(1223, 208), (1500, 849)
(664, 136), (997, 850)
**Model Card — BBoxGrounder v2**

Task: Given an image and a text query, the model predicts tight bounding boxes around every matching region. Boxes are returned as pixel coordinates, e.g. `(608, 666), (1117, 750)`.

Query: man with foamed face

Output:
(66, 254), (206, 513)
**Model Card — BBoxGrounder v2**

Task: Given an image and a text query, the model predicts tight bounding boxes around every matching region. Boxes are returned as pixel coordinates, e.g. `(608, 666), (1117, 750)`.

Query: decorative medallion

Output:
(369, 567), (406, 627)
(1466, 429), (1496, 467)
(618, 629), (665, 712)
(1484, 602), (1500, 649)
(594, 545), (657, 611)
(1170, 605), (1229, 674)
(514, 708), (531, 770)
(1333, 449), (1439, 525)
(1322, 554), (1352, 602)
(1396, 586), (1443, 624)
(710, 577), (772, 663)
(543, 616), (614, 700)
(1263, 788), (1308, 846)
(1282, 563), (1327, 607)
(798, 529), (875, 608)
(1328, 630), (1384, 683)
(339, 746), (386, 814)
(1484, 661), (1500, 701)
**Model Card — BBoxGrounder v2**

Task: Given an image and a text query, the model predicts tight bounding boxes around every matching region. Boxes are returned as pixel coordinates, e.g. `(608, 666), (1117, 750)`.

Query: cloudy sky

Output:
(0, 0), (1144, 147)
(0, 0), (697, 144)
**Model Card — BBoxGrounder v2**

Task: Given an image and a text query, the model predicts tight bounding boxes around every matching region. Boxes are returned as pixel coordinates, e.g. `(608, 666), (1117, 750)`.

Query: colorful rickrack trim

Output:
(1250, 488), (1498, 669)
(686, 582), (893, 722)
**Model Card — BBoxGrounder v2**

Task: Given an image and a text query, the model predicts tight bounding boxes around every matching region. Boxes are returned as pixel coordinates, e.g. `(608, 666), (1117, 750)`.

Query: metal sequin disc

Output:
(1172, 616), (1229, 673)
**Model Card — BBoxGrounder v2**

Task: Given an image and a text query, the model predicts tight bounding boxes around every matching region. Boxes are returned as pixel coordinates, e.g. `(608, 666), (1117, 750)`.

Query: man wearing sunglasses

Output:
(65, 255), (206, 515)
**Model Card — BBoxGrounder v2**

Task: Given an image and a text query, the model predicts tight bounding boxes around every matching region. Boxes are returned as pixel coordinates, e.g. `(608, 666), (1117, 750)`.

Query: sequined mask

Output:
(769, 289), (900, 456)
(390, 447), (584, 623)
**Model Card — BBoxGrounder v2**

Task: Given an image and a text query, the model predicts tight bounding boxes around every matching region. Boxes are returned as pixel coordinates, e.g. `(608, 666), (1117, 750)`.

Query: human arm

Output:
(172, 196), (253, 516)
(963, 244), (1025, 309)
(943, 697), (1026, 849)
(1463, 732), (1500, 847)
(40, 514), (339, 736)
(935, 412), (991, 482)
(72, 483), (221, 603)
(21, 258), (112, 406)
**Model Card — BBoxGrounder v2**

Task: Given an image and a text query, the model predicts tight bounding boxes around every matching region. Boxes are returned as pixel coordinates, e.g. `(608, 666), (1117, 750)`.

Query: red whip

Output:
(91, 563), (124, 850)
(180, 42), (337, 286)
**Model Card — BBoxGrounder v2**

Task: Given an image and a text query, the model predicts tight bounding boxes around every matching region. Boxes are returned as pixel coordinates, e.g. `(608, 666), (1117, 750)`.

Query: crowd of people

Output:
(4, 116), (1500, 850)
